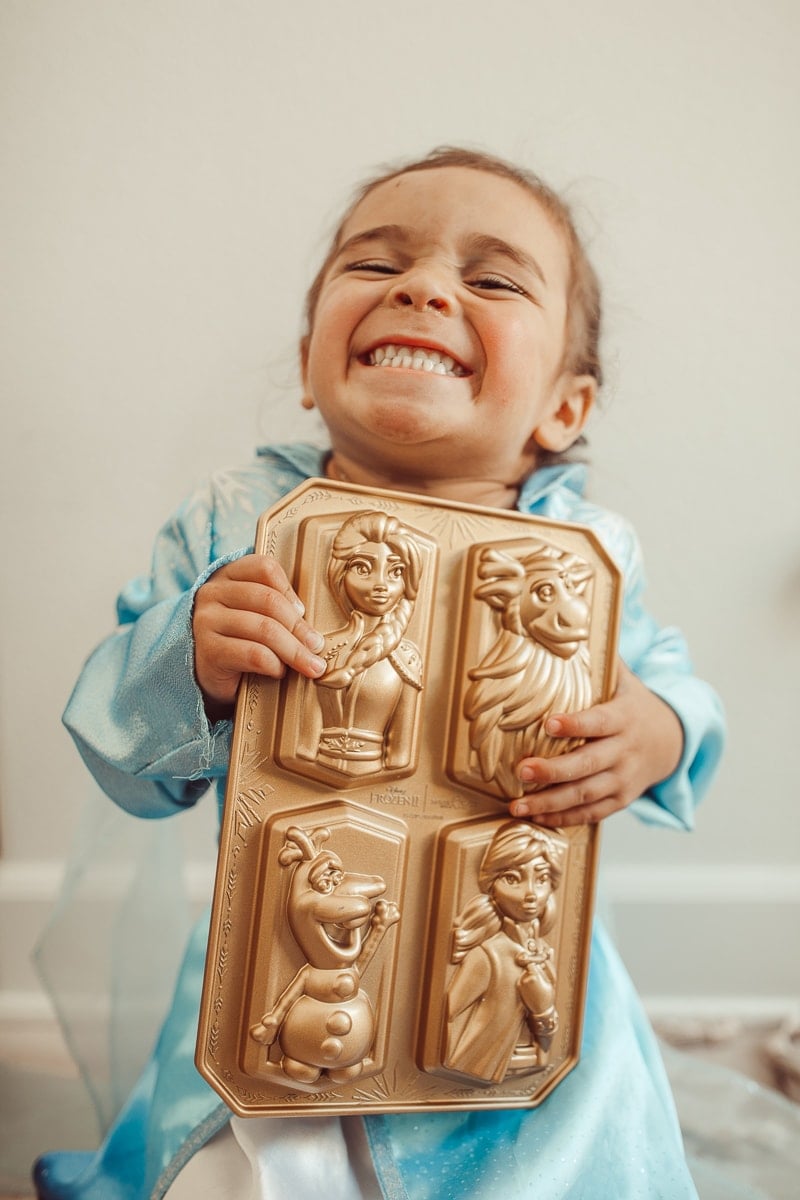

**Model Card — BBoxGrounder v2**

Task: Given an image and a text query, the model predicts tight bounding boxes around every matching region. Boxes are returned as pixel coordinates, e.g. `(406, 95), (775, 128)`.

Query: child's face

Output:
(302, 166), (594, 487)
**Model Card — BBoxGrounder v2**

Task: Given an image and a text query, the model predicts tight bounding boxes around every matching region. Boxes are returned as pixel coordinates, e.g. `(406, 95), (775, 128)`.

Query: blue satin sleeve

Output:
(62, 485), (245, 819)
(611, 519), (726, 830)
(59, 448), (323, 821)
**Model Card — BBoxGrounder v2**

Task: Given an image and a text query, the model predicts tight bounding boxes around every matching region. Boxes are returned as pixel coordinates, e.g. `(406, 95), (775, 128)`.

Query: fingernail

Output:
(519, 766), (536, 782)
(546, 717), (562, 735)
(309, 655), (326, 676)
(304, 629), (325, 653)
(513, 802), (530, 818)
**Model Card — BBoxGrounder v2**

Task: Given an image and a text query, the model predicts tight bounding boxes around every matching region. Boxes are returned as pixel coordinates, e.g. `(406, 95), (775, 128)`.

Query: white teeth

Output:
(366, 343), (466, 376)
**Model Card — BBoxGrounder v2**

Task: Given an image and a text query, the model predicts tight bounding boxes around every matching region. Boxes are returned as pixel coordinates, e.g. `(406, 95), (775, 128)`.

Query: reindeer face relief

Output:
(517, 559), (592, 659)
(459, 543), (595, 800)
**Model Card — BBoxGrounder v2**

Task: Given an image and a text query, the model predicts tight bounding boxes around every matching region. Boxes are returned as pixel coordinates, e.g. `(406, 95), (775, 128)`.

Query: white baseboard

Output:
(2, 858), (799, 1010)
(0, 859), (215, 902)
(643, 995), (799, 1022)
(4, 858), (796, 903)
(0, 990), (55, 1022)
(602, 862), (800, 903)
(1, 986), (795, 1037)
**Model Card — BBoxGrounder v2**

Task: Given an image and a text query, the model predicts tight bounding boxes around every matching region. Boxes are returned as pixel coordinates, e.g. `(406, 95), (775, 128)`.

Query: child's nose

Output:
(392, 290), (448, 312)
(388, 268), (455, 313)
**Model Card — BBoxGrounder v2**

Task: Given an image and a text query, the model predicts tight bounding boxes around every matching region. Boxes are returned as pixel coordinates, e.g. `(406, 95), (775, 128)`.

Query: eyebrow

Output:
(336, 226), (547, 284)
(465, 234), (547, 285)
(335, 225), (411, 256)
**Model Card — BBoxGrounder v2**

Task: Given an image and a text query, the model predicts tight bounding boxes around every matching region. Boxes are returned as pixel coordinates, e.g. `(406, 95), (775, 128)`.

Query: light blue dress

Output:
(33, 444), (726, 1200)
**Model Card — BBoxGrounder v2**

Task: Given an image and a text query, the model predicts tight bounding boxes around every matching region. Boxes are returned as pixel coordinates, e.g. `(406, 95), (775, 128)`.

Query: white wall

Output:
(2, 0), (798, 1018)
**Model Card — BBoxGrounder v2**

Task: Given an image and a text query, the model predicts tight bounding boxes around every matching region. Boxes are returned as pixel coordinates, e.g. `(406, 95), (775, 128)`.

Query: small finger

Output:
(525, 798), (616, 828)
(224, 554), (305, 613)
(544, 705), (615, 740)
(243, 629), (327, 680)
(249, 617), (326, 678)
(206, 612), (326, 678)
(517, 742), (612, 788)
(212, 581), (324, 651)
(291, 613), (326, 656)
(509, 771), (616, 820)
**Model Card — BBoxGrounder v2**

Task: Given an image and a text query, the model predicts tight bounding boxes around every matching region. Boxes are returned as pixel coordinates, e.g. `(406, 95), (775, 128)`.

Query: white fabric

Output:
(233, 1115), (365, 1199)
(164, 1115), (377, 1200)
(163, 1122), (252, 1199)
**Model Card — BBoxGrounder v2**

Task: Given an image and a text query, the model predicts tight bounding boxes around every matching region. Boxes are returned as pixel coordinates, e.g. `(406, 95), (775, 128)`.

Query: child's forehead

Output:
(338, 166), (568, 265)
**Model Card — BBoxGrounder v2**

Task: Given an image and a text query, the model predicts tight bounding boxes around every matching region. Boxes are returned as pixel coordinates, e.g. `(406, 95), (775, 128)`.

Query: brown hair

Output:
(302, 145), (603, 387)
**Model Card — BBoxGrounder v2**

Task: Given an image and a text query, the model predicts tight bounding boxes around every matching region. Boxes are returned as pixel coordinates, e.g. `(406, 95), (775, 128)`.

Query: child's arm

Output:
(63, 489), (228, 817)
(509, 522), (725, 828)
(62, 475), (315, 816)
(64, 472), (329, 819)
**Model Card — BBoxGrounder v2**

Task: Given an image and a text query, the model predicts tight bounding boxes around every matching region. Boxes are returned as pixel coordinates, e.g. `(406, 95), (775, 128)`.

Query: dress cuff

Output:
(630, 674), (726, 830)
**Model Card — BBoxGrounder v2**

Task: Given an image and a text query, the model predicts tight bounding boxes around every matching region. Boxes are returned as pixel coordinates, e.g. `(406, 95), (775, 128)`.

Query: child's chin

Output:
(372, 412), (451, 447)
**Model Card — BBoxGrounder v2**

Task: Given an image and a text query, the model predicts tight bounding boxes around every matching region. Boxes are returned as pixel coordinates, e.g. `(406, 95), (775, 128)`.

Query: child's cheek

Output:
(479, 309), (532, 363)
(477, 320), (529, 400)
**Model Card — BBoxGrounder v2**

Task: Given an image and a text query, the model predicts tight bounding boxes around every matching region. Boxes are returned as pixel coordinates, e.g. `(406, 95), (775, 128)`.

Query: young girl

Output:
(34, 147), (725, 1200)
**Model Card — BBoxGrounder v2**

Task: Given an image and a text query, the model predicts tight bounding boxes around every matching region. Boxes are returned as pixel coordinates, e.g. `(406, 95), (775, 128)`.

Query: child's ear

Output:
(299, 336), (315, 410)
(533, 374), (596, 453)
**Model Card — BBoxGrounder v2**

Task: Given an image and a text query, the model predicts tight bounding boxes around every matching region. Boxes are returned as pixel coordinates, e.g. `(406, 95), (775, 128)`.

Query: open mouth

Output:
(324, 920), (367, 953)
(363, 343), (469, 377)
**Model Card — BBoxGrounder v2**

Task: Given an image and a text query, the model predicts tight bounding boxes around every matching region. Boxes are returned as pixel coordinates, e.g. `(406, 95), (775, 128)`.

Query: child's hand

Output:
(192, 554), (326, 715)
(509, 662), (683, 826)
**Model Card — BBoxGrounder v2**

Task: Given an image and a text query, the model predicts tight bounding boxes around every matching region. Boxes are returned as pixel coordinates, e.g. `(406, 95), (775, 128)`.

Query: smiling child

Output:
(35, 147), (724, 1200)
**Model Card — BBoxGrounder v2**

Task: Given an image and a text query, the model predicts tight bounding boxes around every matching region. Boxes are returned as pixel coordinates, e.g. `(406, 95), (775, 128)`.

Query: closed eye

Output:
(343, 260), (400, 276)
(469, 274), (528, 296)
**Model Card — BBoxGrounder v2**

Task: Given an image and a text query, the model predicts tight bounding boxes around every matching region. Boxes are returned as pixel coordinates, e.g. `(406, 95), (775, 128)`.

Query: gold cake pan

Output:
(196, 479), (621, 1117)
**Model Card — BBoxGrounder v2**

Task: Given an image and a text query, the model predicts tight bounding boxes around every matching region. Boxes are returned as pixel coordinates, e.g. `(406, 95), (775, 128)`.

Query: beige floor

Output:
(1, 1016), (797, 1199)
(1, 1022), (99, 1200)
(653, 1014), (799, 1097)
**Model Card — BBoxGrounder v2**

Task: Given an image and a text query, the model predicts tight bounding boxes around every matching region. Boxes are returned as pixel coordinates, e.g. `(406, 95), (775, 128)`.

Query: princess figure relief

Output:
(444, 821), (567, 1085)
(297, 511), (424, 777)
